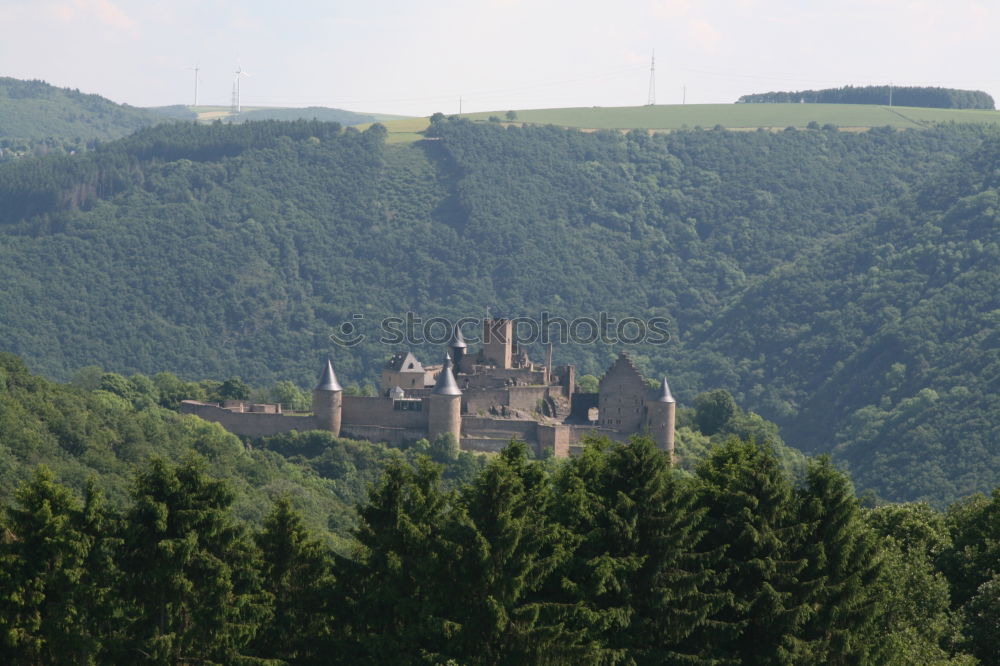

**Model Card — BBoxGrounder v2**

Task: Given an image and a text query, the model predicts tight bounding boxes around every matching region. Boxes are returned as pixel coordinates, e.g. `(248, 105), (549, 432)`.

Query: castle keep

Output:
(180, 318), (676, 458)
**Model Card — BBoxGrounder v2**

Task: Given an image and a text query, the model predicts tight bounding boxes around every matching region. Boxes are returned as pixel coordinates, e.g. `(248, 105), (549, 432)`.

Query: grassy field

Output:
(366, 103), (1000, 143)
(186, 106), (412, 124)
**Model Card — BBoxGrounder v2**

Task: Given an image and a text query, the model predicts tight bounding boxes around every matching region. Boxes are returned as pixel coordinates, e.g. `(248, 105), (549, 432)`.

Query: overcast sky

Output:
(2, 0), (997, 116)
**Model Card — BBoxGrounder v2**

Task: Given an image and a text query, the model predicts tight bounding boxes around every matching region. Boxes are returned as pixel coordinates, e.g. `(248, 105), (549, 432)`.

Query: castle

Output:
(180, 318), (676, 459)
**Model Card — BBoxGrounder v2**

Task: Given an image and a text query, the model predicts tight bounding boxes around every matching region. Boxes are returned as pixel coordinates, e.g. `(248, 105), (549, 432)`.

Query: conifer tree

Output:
(796, 456), (884, 663)
(117, 456), (268, 664)
(552, 435), (724, 664)
(442, 440), (597, 665)
(0, 468), (110, 664)
(695, 438), (816, 665)
(335, 456), (455, 664)
(250, 496), (336, 663)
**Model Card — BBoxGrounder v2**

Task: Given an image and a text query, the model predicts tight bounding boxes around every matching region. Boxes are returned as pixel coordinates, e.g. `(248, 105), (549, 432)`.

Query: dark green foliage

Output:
(695, 438), (816, 664)
(429, 431), (460, 463)
(693, 389), (738, 435)
(116, 457), (269, 663)
(442, 441), (593, 665)
(963, 574), (1000, 665)
(796, 457), (884, 663)
(739, 85), (995, 109)
(1, 117), (999, 507)
(940, 490), (1000, 608)
(217, 376), (251, 401)
(0, 468), (108, 664)
(551, 435), (723, 664)
(0, 351), (347, 545)
(335, 457), (455, 663)
(250, 496), (335, 663)
(866, 502), (971, 663)
(0, 407), (996, 664)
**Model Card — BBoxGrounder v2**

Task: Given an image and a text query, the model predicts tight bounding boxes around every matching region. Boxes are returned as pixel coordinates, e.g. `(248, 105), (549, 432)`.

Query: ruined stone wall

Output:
(567, 425), (631, 445)
(463, 388), (511, 415)
(340, 424), (427, 447)
(462, 386), (551, 416)
(537, 424), (570, 458)
(180, 401), (319, 437)
(460, 368), (546, 389)
(462, 417), (538, 440)
(342, 396), (427, 429)
(506, 386), (550, 411)
(598, 356), (648, 433)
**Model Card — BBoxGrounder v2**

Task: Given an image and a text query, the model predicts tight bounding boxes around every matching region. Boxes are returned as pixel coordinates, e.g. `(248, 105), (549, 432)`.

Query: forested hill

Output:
(0, 117), (997, 502)
(690, 136), (1000, 503)
(0, 77), (160, 143)
(738, 85), (996, 109)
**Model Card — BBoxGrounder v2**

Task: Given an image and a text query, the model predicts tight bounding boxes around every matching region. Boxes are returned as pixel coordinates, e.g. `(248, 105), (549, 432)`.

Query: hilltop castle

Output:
(180, 318), (676, 459)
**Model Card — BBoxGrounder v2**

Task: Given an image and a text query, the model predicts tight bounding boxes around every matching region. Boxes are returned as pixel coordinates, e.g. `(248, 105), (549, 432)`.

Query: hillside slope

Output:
(0, 118), (996, 502)
(689, 139), (1000, 502)
(0, 77), (160, 142)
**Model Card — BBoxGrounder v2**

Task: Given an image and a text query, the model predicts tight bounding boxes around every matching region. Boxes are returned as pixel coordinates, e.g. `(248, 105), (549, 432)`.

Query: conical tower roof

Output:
(448, 323), (468, 349)
(432, 354), (462, 396)
(315, 359), (343, 392)
(654, 376), (675, 403)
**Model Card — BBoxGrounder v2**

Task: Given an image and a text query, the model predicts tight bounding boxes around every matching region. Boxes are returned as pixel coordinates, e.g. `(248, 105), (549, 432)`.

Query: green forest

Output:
(737, 85), (995, 109)
(0, 116), (997, 504)
(2, 353), (1000, 664)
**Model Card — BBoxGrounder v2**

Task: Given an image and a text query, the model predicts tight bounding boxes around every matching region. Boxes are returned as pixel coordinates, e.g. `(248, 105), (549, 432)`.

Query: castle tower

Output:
(647, 376), (676, 461)
(312, 359), (343, 436)
(482, 318), (513, 369)
(427, 353), (462, 442)
(448, 323), (468, 374)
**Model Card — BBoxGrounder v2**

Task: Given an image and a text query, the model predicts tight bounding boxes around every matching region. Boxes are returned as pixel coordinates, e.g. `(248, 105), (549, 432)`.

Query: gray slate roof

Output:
(653, 377), (675, 403)
(431, 354), (462, 396)
(315, 359), (343, 392)
(448, 324), (468, 349)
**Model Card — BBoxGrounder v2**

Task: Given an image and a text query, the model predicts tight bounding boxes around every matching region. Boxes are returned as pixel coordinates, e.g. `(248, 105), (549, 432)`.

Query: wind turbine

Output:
(186, 64), (200, 107)
(231, 65), (250, 114)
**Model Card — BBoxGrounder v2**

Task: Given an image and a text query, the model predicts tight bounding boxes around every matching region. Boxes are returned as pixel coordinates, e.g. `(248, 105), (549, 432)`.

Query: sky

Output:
(1, 0), (998, 116)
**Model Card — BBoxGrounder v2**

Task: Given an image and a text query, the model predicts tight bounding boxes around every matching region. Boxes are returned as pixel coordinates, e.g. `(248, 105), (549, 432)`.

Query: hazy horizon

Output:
(3, 0), (998, 116)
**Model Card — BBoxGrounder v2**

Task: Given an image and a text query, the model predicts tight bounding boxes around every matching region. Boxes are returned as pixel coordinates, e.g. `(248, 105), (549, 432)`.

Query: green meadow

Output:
(368, 103), (1000, 142)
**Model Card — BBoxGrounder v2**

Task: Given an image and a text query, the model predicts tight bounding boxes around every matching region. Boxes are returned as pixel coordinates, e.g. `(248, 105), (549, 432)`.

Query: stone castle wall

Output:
(341, 396), (427, 429)
(341, 424), (427, 447)
(598, 357), (648, 432)
(463, 385), (552, 415)
(180, 401), (319, 437)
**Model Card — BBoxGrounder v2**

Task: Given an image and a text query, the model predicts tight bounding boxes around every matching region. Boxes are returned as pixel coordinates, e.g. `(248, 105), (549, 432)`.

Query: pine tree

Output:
(250, 496), (336, 663)
(796, 456), (884, 663)
(0, 468), (108, 664)
(552, 435), (724, 664)
(117, 456), (268, 664)
(442, 440), (596, 665)
(695, 438), (816, 665)
(335, 456), (455, 664)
